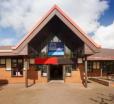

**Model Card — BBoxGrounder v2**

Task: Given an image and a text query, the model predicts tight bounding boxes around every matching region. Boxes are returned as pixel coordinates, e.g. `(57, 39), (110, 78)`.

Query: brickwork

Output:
(65, 64), (84, 83)
(1, 64), (108, 84)
(0, 68), (25, 83)
(88, 69), (107, 77)
(0, 68), (47, 84)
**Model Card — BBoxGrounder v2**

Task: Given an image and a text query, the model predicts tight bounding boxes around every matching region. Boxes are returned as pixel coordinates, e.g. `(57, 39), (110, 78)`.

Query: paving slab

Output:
(0, 81), (114, 104)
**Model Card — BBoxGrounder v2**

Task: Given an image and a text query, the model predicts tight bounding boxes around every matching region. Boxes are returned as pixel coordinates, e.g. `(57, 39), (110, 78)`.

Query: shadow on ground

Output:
(0, 79), (8, 90)
(90, 93), (114, 104)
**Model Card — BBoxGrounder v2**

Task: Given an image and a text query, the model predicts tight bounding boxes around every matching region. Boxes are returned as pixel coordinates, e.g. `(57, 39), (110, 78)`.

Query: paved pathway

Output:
(0, 81), (114, 104)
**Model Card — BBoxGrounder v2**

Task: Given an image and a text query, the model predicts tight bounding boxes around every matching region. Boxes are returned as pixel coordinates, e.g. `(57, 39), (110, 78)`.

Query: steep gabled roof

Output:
(0, 5), (100, 56)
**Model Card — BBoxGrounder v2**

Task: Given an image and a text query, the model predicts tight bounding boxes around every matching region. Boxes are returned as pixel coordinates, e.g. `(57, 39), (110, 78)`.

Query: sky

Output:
(0, 0), (114, 48)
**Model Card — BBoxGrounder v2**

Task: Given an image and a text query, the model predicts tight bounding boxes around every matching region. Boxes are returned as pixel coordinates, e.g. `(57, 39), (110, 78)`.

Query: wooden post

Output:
(85, 56), (88, 88)
(101, 68), (103, 78)
(25, 58), (29, 88)
(47, 65), (50, 82)
(63, 65), (66, 81)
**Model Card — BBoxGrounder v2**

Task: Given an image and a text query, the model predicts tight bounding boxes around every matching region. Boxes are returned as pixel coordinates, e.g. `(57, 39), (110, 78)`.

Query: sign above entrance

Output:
(48, 42), (64, 56)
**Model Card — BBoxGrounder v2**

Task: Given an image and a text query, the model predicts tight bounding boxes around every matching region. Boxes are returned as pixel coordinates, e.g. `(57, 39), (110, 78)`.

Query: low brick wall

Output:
(89, 77), (109, 86)
(0, 68), (47, 84)
(65, 70), (82, 83)
(88, 70), (107, 77)
(65, 64), (84, 83)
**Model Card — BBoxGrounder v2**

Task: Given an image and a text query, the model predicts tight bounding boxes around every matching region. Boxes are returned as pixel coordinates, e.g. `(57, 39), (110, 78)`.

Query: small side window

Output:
(0, 58), (6, 67)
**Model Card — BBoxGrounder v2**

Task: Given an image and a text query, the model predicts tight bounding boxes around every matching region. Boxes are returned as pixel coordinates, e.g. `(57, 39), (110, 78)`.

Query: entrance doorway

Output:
(49, 65), (63, 80)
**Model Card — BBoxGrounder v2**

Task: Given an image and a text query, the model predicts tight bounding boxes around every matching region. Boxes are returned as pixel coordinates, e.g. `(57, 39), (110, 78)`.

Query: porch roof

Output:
(88, 48), (114, 61)
(35, 57), (75, 65)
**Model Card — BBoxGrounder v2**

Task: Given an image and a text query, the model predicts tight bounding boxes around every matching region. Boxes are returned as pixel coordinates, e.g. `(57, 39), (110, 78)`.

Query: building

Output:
(88, 48), (114, 77)
(0, 5), (114, 87)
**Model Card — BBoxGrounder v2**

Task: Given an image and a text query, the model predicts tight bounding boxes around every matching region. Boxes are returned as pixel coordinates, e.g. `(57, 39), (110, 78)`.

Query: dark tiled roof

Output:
(88, 48), (114, 60)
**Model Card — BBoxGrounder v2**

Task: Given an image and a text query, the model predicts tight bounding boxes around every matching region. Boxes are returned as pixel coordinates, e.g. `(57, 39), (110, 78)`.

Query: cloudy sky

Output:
(0, 0), (114, 48)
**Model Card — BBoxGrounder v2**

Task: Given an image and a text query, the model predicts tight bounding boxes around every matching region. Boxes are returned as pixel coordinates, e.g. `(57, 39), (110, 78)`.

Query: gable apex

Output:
(0, 5), (100, 55)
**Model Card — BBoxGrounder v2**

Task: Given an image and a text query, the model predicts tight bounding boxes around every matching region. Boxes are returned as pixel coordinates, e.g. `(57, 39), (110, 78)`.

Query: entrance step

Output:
(48, 80), (64, 84)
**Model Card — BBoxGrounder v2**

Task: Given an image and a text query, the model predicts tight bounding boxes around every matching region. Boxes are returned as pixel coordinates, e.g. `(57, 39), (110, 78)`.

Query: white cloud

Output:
(61, 0), (108, 33)
(0, 0), (108, 33)
(0, 38), (15, 46)
(93, 21), (114, 48)
(0, 0), (111, 47)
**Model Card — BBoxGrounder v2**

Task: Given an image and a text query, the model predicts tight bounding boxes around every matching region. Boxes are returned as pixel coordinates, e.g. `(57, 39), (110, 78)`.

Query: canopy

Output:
(35, 57), (75, 65)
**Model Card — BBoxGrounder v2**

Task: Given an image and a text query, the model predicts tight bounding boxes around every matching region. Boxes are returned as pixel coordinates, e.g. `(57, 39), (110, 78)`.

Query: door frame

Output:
(48, 64), (65, 81)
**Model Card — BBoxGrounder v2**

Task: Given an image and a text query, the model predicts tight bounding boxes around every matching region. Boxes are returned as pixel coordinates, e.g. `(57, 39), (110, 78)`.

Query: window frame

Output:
(87, 61), (100, 72)
(65, 65), (72, 77)
(0, 58), (6, 68)
(11, 58), (23, 77)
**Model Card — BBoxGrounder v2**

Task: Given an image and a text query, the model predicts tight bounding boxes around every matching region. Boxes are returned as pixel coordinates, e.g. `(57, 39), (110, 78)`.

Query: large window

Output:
(87, 61), (93, 72)
(87, 61), (100, 72)
(0, 58), (6, 67)
(35, 65), (48, 77)
(11, 58), (23, 77)
(93, 62), (100, 69)
(88, 61), (114, 74)
(101, 61), (114, 74)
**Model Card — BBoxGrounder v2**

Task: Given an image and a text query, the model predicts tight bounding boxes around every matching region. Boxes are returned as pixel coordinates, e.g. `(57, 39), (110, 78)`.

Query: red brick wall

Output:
(65, 64), (85, 83)
(0, 68), (47, 84)
(88, 69), (107, 77)
(1, 66), (109, 84)
(0, 68), (25, 83)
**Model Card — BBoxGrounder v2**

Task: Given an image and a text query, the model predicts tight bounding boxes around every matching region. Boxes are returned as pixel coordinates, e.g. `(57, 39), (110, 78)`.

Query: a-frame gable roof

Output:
(0, 5), (100, 55)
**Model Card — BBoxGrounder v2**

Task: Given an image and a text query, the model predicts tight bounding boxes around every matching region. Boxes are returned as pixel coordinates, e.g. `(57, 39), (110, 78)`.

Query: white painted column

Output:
(101, 68), (103, 78)
(24, 58), (29, 88)
(6, 58), (11, 71)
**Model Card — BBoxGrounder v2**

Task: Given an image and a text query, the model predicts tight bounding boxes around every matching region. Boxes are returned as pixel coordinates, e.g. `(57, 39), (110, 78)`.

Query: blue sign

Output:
(48, 42), (64, 56)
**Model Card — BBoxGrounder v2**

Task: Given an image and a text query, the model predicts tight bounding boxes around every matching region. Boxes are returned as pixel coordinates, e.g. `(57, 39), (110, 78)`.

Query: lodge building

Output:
(0, 5), (114, 87)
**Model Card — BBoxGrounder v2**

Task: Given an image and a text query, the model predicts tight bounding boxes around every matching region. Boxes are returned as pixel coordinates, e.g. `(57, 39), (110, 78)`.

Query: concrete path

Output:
(0, 81), (114, 104)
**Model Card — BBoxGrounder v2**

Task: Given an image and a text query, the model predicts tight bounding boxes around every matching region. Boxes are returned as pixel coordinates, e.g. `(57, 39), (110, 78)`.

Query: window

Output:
(37, 65), (48, 77)
(93, 62), (96, 69)
(0, 58), (6, 67)
(65, 65), (72, 76)
(92, 61), (100, 69)
(101, 61), (114, 74)
(96, 62), (100, 69)
(11, 58), (23, 77)
(87, 61), (93, 72)
(41, 65), (47, 77)
(87, 61), (100, 72)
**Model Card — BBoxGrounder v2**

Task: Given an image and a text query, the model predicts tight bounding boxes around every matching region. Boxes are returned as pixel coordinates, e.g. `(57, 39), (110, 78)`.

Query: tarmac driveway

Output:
(0, 81), (114, 104)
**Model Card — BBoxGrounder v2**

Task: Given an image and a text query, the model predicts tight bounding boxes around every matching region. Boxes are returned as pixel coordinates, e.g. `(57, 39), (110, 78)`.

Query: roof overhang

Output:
(87, 48), (114, 60)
